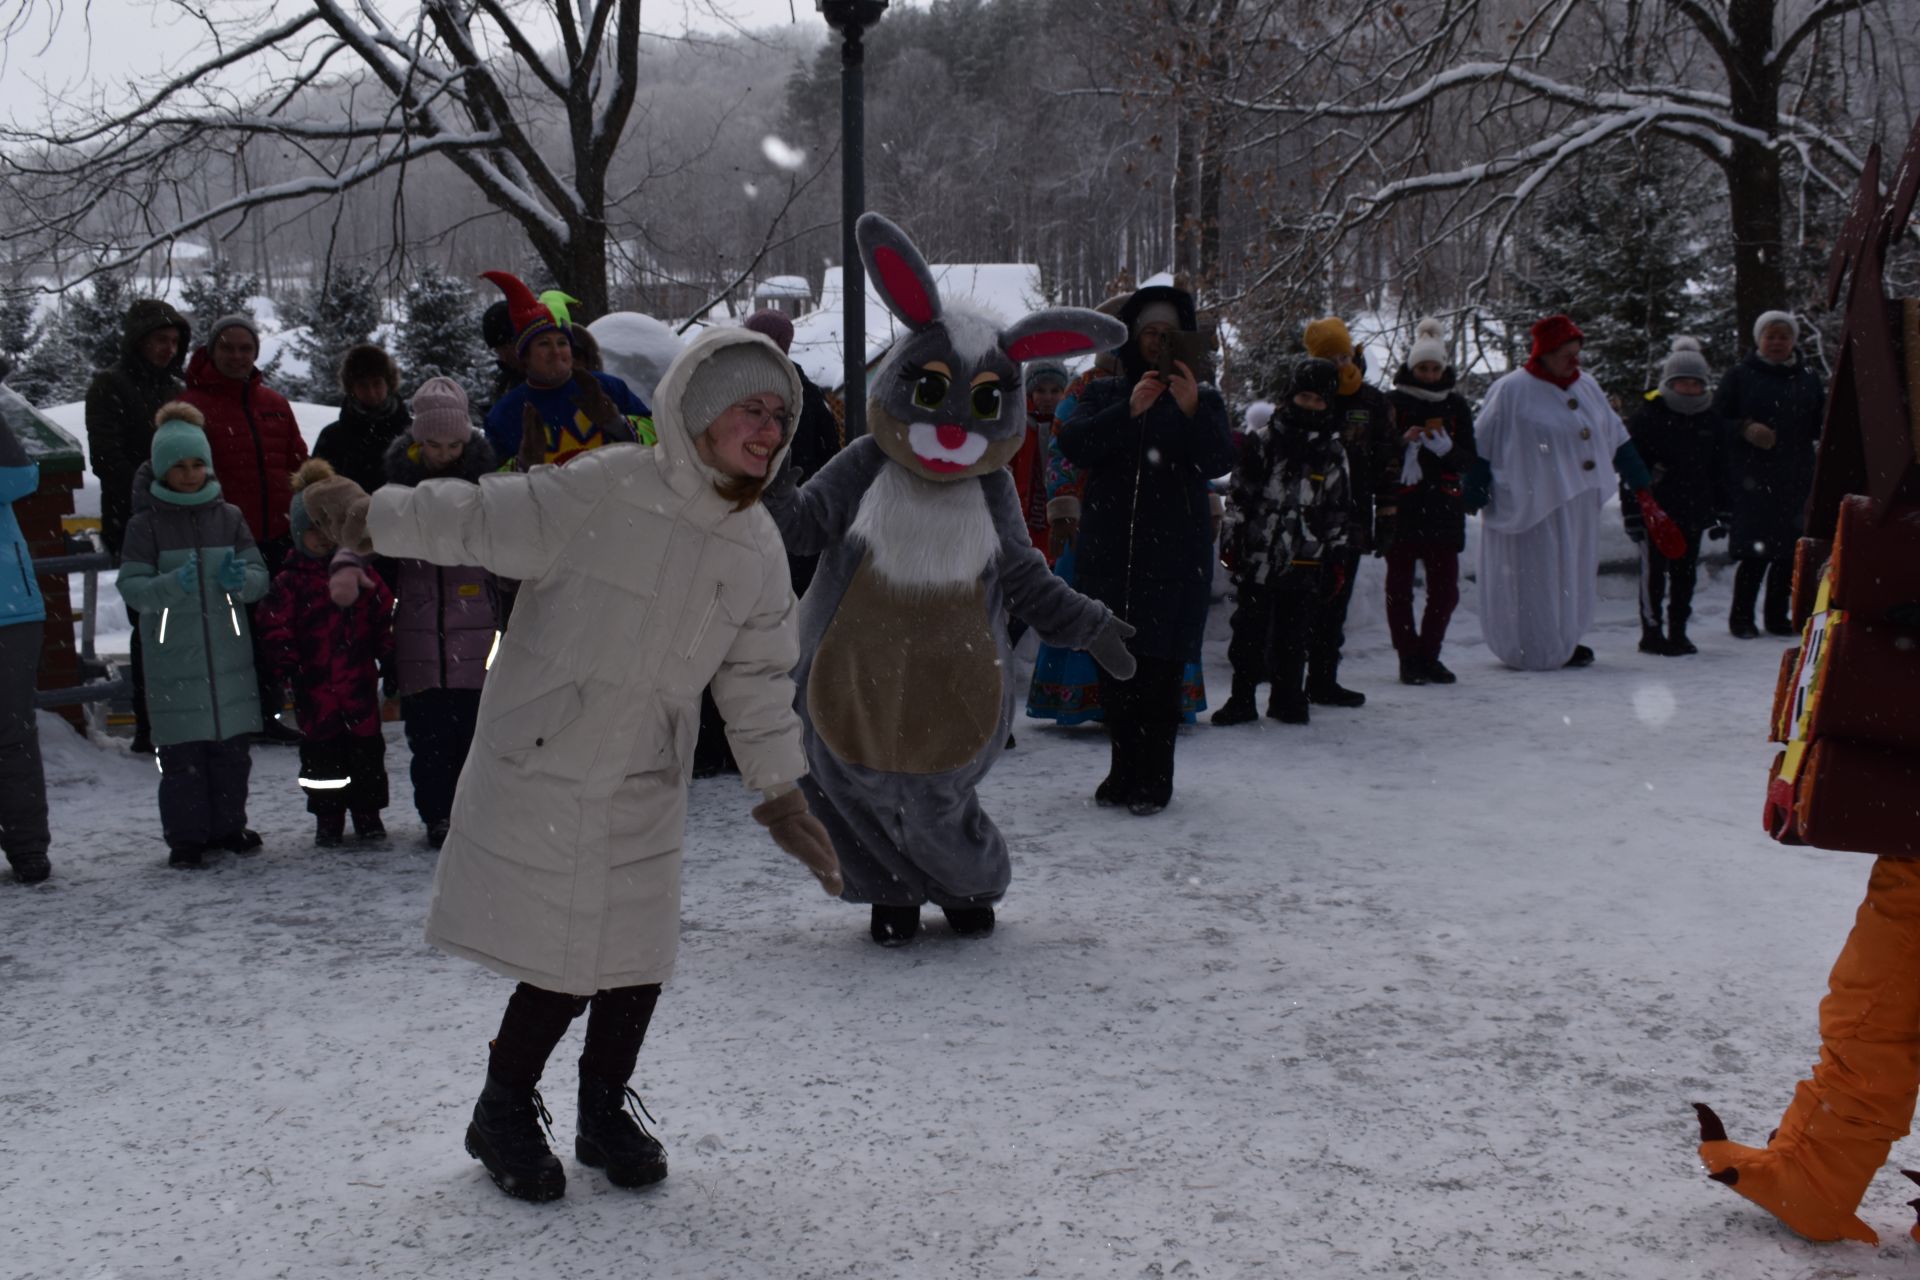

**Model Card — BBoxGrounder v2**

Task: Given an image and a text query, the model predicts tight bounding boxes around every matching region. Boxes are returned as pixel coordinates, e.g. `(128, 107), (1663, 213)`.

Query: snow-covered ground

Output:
(9, 564), (1910, 1279)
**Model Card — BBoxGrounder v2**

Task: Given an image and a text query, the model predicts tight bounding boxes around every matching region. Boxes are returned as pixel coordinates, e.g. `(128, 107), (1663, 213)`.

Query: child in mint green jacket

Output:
(116, 403), (271, 867)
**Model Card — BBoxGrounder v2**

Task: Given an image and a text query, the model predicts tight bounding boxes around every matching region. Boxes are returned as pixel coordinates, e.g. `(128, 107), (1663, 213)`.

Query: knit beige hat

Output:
(678, 333), (799, 442)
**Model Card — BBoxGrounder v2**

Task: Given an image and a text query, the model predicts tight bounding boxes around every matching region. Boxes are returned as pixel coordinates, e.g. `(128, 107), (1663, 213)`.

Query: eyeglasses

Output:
(732, 401), (791, 433)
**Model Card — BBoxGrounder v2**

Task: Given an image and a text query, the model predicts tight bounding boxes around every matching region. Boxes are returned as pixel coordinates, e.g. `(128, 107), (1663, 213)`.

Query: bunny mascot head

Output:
(857, 213), (1126, 483)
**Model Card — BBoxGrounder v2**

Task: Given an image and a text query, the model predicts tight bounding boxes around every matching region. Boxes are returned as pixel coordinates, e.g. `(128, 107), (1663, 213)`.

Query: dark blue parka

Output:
(1056, 286), (1235, 664)
(1714, 352), (1825, 561)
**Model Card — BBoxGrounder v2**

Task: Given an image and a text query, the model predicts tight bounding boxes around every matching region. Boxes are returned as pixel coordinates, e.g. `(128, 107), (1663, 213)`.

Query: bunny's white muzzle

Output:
(907, 421), (990, 474)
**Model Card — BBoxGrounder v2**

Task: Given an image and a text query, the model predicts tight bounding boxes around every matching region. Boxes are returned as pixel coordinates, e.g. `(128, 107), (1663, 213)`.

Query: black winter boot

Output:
(870, 904), (920, 947)
(9, 851), (51, 884)
(1306, 681), (1365, 708)
(576, 1076), (668, 1189)
(942, 904), (996, 937)
(1209, 677), (1260, 726)
(466, 1074), (566, 1203)
(1267, 694), (1310, 725)
(1094, 722), (1138, 807)
(1639, 625), (1669, 655)
(168, 844), (207, 869)
(1666, 616), (1697, 655)
(1398, 655), (1429, 685)
(1422, 657), (1457, 685)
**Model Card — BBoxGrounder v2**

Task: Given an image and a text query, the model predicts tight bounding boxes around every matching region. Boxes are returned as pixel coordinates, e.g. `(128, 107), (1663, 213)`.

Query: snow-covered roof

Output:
(753, 275), (813, 301)
(794, 262), (1043, 391)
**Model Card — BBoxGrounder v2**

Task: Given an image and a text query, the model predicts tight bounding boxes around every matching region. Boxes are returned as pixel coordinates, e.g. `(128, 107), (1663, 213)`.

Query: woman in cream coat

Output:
(361, 326), (840, 1204)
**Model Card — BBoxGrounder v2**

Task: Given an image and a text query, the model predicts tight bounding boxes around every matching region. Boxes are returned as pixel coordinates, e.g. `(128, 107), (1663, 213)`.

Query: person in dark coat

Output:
(1058, 284), (1235, 815)
(1301, 316), (1398, 707)
(313, 344), (412, 495)
(479, 300), (525, 422)
(1220, 358), (1354, 724)
(84, 297), (192, 754)
(1623, 337), (1732, 656)
(1716, 310), (1825, 638)
(1382, 318), (1476, 685)
(382, 378), (499, 849)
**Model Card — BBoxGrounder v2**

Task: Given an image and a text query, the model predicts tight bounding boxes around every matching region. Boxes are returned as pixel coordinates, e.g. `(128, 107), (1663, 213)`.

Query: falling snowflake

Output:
(1632, 683), (1677, 727)
(761, 135), (806, 170)
(743, 181), (760, 199)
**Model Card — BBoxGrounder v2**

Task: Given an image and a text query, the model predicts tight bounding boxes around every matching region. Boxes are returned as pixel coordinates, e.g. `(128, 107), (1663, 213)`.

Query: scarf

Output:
(1524, 355), (1580, 390)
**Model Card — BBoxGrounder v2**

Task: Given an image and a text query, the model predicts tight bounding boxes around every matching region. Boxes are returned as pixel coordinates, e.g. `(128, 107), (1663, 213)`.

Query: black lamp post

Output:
(817, 0), (887, 435)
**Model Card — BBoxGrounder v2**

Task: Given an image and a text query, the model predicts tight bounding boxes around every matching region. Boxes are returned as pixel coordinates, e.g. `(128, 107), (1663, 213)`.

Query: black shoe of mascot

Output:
(466, 1074), (566, 1202)
(576, 1076), (668, 1189)
(871, 904), (920, 947)
(942, 904), (996, 937)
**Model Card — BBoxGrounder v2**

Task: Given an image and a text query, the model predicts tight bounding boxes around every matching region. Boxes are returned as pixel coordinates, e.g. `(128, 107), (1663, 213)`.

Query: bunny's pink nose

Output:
(936, 423), (970, 451)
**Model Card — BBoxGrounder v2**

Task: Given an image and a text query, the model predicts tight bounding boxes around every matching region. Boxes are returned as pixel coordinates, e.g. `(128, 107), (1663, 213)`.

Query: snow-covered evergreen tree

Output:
(1502, 142), (1735, 396)
(0, 292), (36, 368)
(179, 263), (261, 331)
(8, 275), (131, 406)
(397, 267), (489, 403)
(289, 267), (382, 404)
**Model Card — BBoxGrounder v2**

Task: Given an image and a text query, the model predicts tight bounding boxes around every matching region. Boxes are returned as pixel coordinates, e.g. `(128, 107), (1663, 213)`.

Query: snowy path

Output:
(9, 563), (1917, 1279)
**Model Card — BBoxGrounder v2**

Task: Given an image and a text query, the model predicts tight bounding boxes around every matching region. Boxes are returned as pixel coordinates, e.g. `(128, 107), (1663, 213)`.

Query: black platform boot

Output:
(466, 1074), (566, 1202)
(1209, 676), (1260, 725)
(576, 1075), (668, 1189)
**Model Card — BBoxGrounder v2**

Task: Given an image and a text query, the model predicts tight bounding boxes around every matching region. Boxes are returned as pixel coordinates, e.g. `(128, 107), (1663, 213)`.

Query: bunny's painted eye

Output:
(910, 371), (951, 410)
(970, 382), (1003, 420)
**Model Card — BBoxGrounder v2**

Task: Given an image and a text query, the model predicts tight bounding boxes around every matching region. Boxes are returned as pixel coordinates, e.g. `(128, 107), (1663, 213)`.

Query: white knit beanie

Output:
(1406, 316), (1448, 369)
(1753, 310), (1798, 346)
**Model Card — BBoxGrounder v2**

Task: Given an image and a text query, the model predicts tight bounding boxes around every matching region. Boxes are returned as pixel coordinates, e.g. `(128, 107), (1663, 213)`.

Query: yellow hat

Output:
(1303, 317), (1354, 360)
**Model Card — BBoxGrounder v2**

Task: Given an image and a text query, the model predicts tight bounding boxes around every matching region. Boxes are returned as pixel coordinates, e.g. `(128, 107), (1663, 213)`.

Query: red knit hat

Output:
(481, 270), (564, 358)
(1528, 314), (1584, 359)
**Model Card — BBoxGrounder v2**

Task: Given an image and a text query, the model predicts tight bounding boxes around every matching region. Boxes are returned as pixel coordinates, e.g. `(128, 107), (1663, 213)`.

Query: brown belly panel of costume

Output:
(808, 557), (1000, 775)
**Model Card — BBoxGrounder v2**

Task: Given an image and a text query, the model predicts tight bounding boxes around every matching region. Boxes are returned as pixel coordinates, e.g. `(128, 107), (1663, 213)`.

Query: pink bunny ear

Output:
(1001, 308), (1129, 362)
(872, 246), (938, 327)
(856, 212), (943, 330)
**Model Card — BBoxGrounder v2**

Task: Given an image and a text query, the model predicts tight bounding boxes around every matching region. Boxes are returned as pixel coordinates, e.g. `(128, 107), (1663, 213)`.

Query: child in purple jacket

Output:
(382, 378), (501, 849)
(257, 458), (395, 846)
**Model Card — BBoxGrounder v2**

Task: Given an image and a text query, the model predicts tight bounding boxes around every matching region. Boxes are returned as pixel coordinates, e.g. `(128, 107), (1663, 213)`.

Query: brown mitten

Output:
(569, 368), (622, 429)
(517, 403), (548, 471)
(1743, 420), (1778, 450)
(751, 787), (842, 896)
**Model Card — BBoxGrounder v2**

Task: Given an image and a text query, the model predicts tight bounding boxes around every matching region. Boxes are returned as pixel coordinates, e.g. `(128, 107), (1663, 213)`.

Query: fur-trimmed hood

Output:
(383, 429), (498, 486)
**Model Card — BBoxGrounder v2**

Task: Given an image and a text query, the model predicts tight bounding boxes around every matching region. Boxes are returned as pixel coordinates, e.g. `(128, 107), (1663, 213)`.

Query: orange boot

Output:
(1696, 855), (1920, 1245)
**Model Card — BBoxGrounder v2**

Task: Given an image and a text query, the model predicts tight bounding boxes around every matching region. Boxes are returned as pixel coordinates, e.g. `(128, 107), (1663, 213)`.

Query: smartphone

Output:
(1154, 327), (1217, 385)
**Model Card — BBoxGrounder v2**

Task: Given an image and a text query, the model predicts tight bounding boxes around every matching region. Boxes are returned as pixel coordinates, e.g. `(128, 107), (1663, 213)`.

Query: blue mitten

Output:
(217, 552), (248, 593)
(173, 555), (199, 593)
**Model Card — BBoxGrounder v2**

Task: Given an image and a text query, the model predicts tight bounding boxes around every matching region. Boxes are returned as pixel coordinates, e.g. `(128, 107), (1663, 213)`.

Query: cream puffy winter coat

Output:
(366, 328), (807, 995)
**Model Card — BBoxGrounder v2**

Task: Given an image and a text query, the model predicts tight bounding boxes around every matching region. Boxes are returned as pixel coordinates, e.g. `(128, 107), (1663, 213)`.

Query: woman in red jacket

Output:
(178, 316), (308, 568)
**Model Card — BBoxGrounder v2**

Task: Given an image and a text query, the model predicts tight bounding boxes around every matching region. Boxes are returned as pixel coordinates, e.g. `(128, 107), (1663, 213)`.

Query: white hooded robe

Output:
(1474, 367), (1629, 670)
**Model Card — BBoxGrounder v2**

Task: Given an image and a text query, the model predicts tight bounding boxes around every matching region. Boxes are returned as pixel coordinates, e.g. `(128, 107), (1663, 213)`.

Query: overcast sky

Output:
(1, 0), (832, 124)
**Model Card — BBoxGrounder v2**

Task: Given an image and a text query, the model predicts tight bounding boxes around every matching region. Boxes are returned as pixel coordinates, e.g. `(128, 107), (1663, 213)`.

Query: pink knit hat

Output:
(410, 376), (472, 444)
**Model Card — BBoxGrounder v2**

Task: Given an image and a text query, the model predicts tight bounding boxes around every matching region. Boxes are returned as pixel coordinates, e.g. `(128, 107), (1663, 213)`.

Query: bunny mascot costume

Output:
(765, 213), (1136, 947)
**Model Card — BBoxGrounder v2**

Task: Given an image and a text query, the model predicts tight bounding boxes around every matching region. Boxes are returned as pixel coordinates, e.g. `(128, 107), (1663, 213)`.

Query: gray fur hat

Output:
(1753, 309), (1798, 345)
